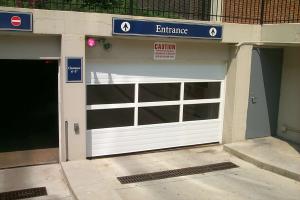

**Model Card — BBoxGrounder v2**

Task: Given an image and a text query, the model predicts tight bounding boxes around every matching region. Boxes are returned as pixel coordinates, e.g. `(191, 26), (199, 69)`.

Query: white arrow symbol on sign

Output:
(209, 27), (217, 37)
(121, 22), (131, 32)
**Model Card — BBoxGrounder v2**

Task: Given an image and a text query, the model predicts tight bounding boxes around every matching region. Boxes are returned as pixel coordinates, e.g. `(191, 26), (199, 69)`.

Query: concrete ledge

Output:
(224, 137), (300, 182)
(60, 162), (79, 200)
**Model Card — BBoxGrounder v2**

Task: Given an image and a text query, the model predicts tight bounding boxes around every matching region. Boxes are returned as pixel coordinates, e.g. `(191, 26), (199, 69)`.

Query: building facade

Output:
(0, 0), (299, 167)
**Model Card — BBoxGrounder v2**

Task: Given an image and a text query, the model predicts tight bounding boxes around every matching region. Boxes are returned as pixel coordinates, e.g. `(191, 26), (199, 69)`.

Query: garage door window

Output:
(87, 81), (222, 130)
(139, 83), (180, 102)
(138, 105), (180, 125)
(183, 103), (219, 121)
(87, 108), (134, 129)
(184, 82), (220, 100)
(87, 84), (134, 105)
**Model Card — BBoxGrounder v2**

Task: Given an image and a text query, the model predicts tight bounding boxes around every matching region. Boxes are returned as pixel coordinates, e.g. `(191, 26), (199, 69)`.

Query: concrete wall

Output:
(60, 34), (86, 160)
(0, 35), (60, 59)
(261, 24), (300, 44)
(222, 45), (253, 143)
(0, 6), (261, 43)
(86, 38), (229, 61)
(277, 47), (300, 144)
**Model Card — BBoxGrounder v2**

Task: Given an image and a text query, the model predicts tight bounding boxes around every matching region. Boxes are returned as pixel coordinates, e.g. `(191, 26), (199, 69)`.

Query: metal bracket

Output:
(74, 123), (80, 134)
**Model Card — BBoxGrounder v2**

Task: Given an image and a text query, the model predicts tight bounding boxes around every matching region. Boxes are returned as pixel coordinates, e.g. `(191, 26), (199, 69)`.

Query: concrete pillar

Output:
(60, 34), (86, 161)
(222, 45), (253, 143)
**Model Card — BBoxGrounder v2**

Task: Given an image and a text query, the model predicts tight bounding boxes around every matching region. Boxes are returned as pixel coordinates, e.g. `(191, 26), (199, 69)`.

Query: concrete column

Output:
(60, 34), (86, 161)
(222, 45), (253, 143)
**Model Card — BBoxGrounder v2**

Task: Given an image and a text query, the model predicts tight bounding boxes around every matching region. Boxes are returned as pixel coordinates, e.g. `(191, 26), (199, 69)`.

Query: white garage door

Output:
(86, 59), (226, 157)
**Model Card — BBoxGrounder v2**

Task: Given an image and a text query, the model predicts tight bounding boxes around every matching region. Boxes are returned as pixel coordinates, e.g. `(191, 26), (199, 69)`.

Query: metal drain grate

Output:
(117, 162), (238, 184)
(0, 187), (47, 200)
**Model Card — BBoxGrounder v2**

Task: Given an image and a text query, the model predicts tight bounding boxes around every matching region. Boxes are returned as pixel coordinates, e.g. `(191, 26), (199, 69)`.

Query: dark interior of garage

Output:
(0, 60), (59, 152)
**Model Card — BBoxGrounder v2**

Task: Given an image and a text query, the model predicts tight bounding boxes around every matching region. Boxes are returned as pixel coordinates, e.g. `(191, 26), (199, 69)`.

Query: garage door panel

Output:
(89, 129), (221, 147)
(89, 76), (223, 85)
(87, 120), (221, 142)
(89, 126), (220, 144)
(88, 136), (219, 157)
(90, 139), (219, 157)
(86, 120), (221, 157)
(88, 119), (221, 139)
(86, 59), (225, 157)
(87, 60), (226, 84)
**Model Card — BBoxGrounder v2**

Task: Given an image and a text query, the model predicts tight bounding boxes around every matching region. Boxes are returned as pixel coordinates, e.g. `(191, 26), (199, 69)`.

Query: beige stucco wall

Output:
(0, 6), (261, 43)
(222, 45), (253, 143)
(261, 24), (300, 44)
(0, 35), (60, 59)
(277, 47), (300, 144)
(60, 34), (86, 160)
(86, 38), (229, 61)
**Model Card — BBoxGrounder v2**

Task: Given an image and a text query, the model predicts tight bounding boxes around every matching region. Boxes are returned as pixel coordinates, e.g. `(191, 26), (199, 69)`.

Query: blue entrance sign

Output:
(66, 57), (83, 83)
(0, 11), (32, 31)
(113, 18), (222, 39)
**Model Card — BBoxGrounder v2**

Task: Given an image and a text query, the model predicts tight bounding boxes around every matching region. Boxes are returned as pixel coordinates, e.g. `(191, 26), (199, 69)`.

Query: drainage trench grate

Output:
(117, 162), (238, 184)
(0, 187), (47, 200)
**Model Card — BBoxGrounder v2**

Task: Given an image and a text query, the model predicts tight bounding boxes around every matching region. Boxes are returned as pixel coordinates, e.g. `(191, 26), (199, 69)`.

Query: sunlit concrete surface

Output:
(224, 137), (300, 181)
(62, 145), (300, 200)
(0, 164), (74, 200)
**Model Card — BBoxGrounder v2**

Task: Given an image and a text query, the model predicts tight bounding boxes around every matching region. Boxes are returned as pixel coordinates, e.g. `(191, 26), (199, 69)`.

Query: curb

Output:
(59, 162), (79, 200)
(223, 145), (300, 182)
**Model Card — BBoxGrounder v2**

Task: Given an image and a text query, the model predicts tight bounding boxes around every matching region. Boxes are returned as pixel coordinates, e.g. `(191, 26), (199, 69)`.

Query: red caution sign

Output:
(154, 42), (176, 60)
(11, 16), (22, 27)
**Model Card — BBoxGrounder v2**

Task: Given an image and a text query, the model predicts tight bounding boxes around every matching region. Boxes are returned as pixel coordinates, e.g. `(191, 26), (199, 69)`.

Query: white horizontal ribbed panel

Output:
(87, 120), (221, 157)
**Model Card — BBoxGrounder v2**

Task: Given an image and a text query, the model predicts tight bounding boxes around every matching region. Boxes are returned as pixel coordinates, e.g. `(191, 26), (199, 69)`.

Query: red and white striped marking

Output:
(11, 16), (21, 27)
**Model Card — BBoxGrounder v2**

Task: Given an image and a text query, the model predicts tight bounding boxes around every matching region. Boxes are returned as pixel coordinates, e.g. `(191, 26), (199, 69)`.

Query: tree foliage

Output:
(82, 0), (126, 9)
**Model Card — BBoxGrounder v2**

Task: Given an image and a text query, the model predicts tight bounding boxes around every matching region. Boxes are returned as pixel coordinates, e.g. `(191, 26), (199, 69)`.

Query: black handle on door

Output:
(250, 96), (257, 104)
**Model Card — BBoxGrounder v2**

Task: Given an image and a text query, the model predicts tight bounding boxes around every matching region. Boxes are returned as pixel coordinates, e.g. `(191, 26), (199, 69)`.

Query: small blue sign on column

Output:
(0, 11), (32, 31)
(66, 57), (83, 83)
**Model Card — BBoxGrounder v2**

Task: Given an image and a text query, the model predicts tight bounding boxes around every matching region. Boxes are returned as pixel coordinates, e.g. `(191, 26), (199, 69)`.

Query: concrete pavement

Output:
(2, 139), (298, 200)
(0, 164), (74, 200)
(61, 145), (300, 200)
(224, 137), (300, 181)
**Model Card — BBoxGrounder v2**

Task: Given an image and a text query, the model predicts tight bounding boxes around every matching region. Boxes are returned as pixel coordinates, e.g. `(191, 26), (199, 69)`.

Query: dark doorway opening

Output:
(0, 60), (59, 153)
